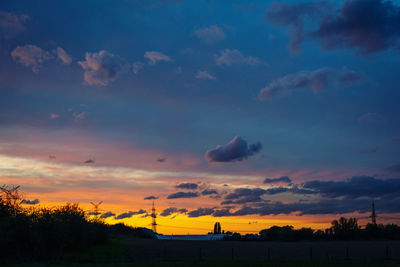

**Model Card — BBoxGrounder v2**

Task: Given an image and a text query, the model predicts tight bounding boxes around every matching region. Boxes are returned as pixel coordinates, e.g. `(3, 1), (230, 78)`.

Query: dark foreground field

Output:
(11, 238), (400, 266)
(123, 238), (400, 261)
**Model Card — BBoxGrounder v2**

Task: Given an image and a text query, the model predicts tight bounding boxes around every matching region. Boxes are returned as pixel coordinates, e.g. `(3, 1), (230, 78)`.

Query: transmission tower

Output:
(369, 200), (377, 224)
(151, 200), (157, 233)
(90, 201), (103, 220)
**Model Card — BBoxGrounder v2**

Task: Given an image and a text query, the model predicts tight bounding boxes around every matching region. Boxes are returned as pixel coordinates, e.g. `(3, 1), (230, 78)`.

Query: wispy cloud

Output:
(194, 25), (226, 44)
(144, 51), (172, 64)
(216, 49), (262, 66)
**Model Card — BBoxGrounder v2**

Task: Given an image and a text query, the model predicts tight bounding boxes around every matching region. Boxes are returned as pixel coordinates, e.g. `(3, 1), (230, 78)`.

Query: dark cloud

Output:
(160, 207), (188, 216)
(100, 211), (115, 219)
(156, 157), (166, 162)
(303, 176), (400, 199)
(387, 164), (400, 173)
(167, 191), (199, 199)
(84, 159), (95, 164)
(266, 1), (331, 52)
(187, 208), (215, 217)
(222, 188), (267, 205)
(264, 176), (292, 184)
(205, 136), (262, 162)
(160, 207), (178, 216)
(201, 189), (218, 195)
(115, 209), (146, 219)
(20, 198), (39, 205)
(259, 67), (363, 100)
(267, 0), (400, 54)
(176, 182), (198, 190)
(144, 195), (159, 200)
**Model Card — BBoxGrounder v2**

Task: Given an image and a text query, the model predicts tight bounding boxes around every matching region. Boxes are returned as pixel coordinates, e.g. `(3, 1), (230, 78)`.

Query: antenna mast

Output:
(151, 200), (157, 233)
(370, 200), (377, 225)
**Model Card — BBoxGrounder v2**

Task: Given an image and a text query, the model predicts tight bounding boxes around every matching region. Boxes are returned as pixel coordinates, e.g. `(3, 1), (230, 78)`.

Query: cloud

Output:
(303, 176), (400, 199)
(358, 113), (385, 124)
(222, 188), (267, 205)
(53, 47), (72, 65)
(266, 1), (331, 53)
(0, 10), (29, 39)
(144, 51), (172, 64)
(195, 70), (216, 80)
(258, 67), (363, 100)
(156, 156), (166, 162)
(100, 211), (115, 218)
(264, 176), (292, 184)
(144, 195), (159, 200)
(20, 198), (39, 205)
(115, 209), (146, 219)
(160, 207), (187, 216)
(78, 50), (125, 86)
(205, 136), (262, 162)
(73, 112), (85, 121)
(132, 61), (144, 74)
(11, 45), (52, 73)
(201, 189), (218, 195)
(176, 182), (198, 190)
(194, 25), (226, 44)
(167, 191), (199, 199)
(50, 113), (60, 120)
(187, 207), (215, 217)
(215, 49), (262, 66)
(387, 164), (400, 173)
(160, 207), (178, 216)
(267, 0), (400, 54)
(84, 159), (95, 164)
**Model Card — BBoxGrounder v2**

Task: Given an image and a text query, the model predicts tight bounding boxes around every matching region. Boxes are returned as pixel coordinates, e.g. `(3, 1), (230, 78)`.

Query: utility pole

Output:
(151, 200), (157, 233)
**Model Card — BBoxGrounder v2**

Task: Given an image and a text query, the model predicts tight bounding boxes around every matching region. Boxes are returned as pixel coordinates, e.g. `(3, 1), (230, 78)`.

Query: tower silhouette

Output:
(370, 200), (377, 224)
(90, 201), (103, 220)
(151, 200), (157, 233)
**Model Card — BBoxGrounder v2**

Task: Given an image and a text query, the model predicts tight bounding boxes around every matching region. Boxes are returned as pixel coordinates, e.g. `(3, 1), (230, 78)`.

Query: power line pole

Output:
(151, 200), (157, 233)
(90, 201), (103, 221)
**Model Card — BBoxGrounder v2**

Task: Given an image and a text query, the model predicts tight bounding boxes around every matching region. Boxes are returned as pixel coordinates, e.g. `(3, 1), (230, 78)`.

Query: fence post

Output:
(309, 247), (312, 260)
(231, 247), (234, 260)
(163, 246), (167, 261)
(346, 247), (349, 259)
(199, 247), (202, 260)
(386, 246), (389, 259)
(267, 247), (271, 260)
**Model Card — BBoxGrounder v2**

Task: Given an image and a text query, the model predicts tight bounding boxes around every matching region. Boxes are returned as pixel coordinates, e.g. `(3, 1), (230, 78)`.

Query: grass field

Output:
(8, 238), (400, 266)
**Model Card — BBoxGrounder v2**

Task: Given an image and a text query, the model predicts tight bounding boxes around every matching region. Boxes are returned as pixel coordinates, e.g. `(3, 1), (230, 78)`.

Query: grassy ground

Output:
(6, 238), (400, 266)
(11, 259), (400, 267)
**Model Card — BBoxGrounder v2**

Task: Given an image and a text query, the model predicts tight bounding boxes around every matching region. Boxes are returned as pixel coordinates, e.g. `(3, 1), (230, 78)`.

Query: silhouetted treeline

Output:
(224, 217), (400, 241)
(0, 185), (154, 263)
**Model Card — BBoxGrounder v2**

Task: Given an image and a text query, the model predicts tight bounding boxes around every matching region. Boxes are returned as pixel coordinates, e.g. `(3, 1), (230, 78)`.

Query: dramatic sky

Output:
(1, 0), (400, 234)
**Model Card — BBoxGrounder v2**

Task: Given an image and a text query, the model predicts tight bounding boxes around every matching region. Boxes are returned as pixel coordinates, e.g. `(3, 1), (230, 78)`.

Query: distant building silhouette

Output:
(213, 222), (222, 234)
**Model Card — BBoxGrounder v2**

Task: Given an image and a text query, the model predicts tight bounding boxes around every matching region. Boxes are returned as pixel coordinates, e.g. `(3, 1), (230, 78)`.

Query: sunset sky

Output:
(1, 0), (400, 234)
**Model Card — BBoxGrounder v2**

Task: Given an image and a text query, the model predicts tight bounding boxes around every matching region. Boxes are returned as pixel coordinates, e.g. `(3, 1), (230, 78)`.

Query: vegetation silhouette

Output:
(0, 185), (154, 263)
(225, 217), (400, 241)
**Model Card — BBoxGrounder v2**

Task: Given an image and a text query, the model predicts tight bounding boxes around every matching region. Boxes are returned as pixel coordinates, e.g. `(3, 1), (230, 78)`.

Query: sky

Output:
(1, 0), (400, 234)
